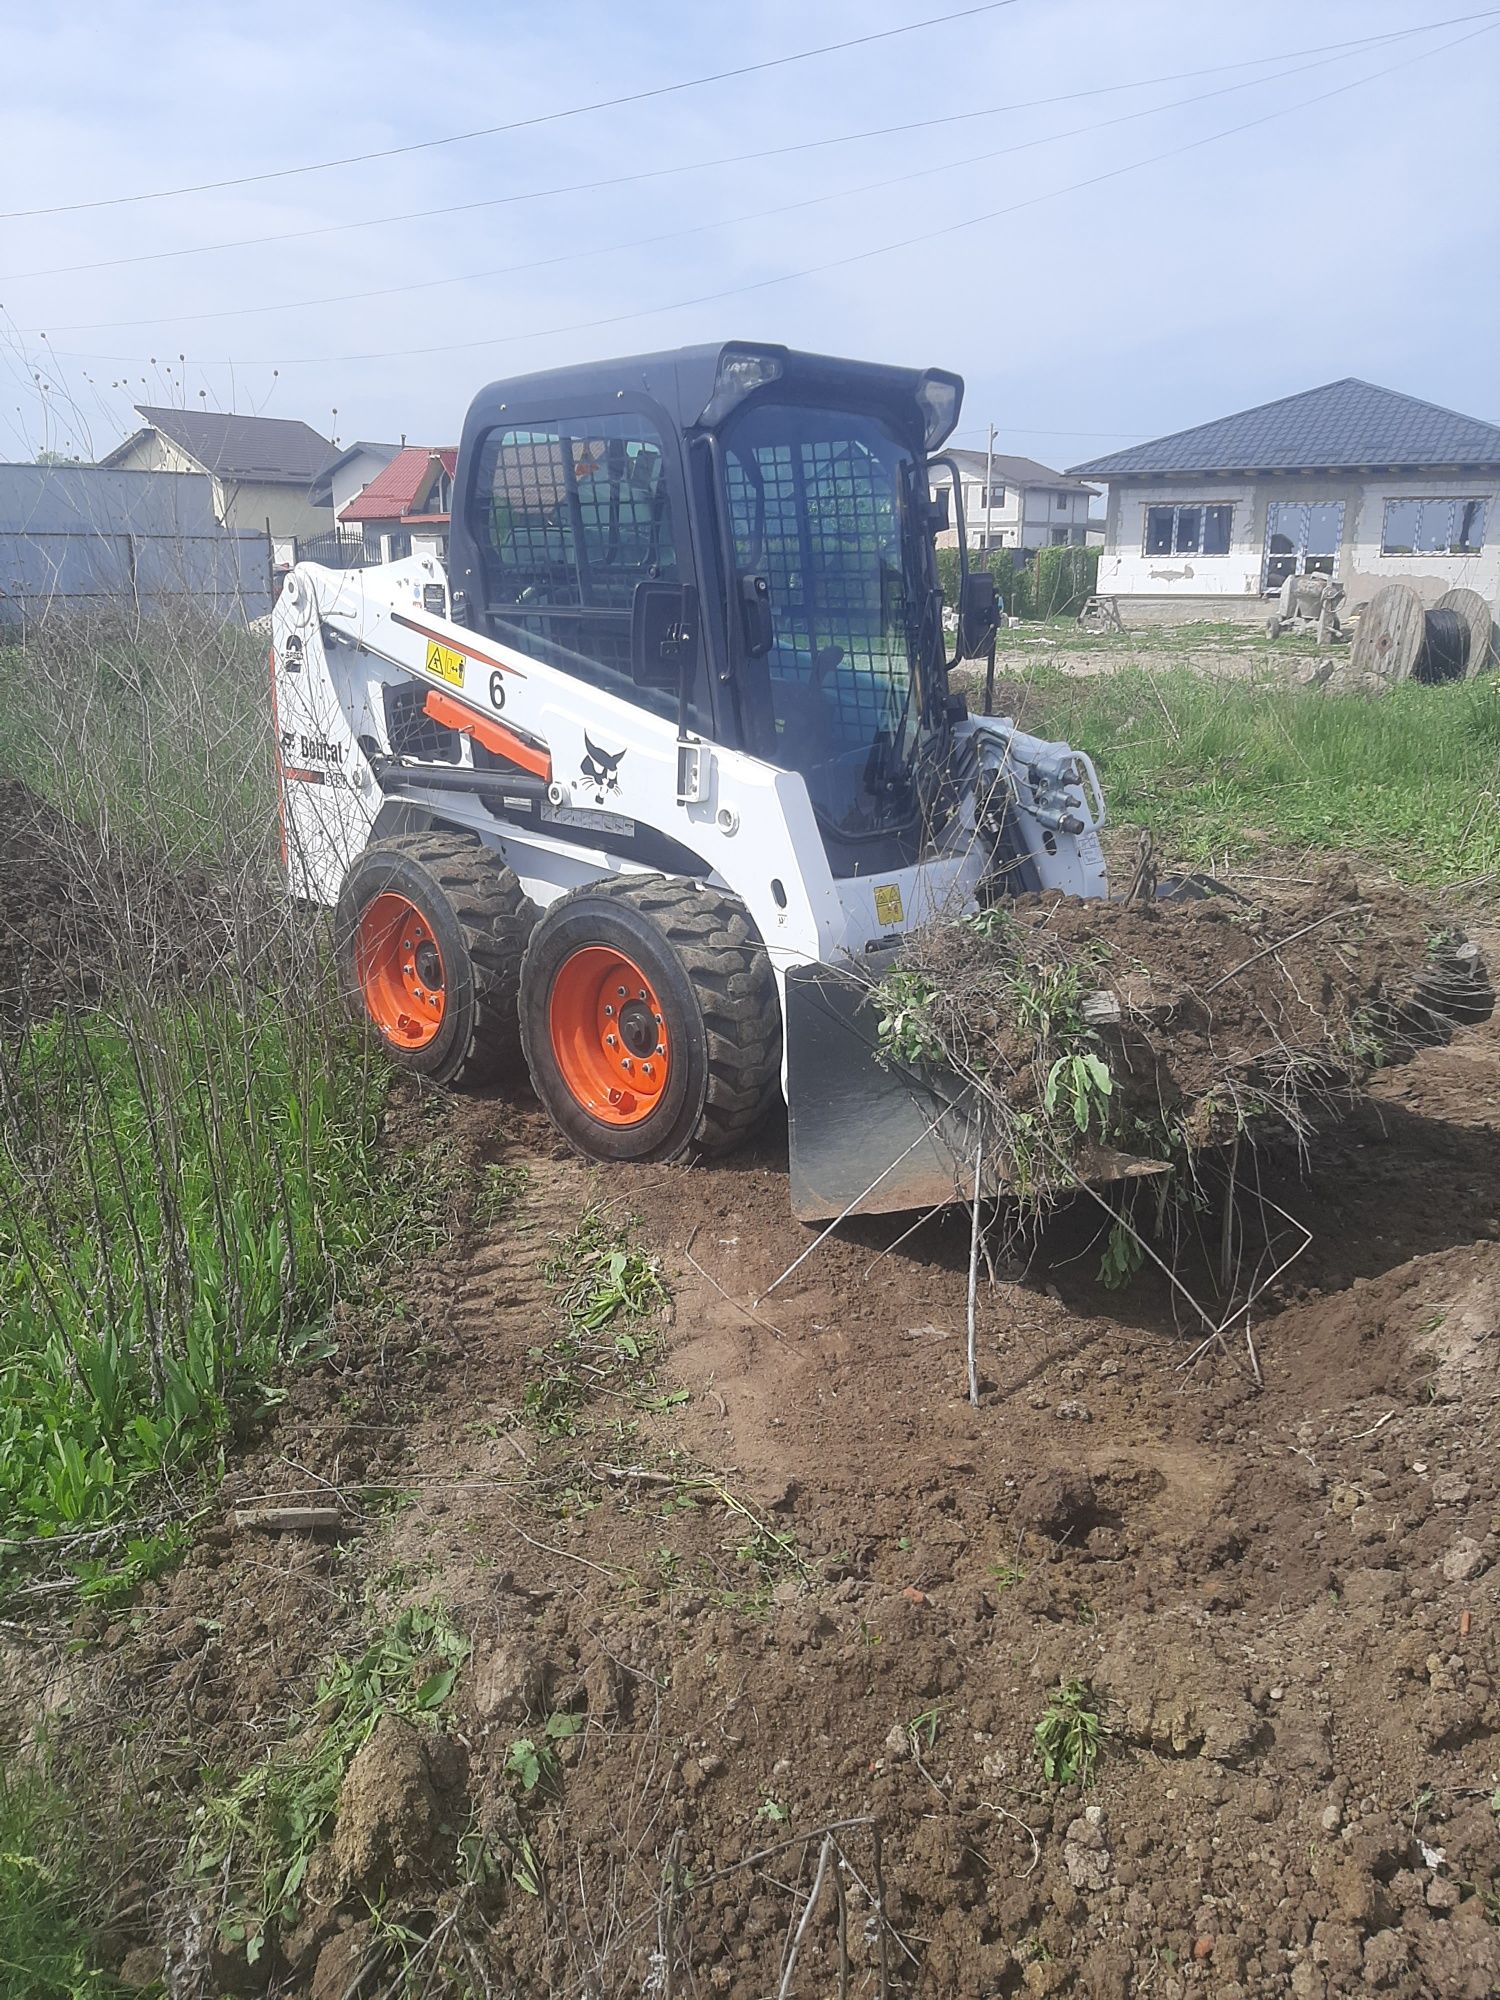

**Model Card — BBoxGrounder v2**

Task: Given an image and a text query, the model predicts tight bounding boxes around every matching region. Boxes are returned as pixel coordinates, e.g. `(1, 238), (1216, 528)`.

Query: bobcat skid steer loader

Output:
(268, 342), (1479, 1222)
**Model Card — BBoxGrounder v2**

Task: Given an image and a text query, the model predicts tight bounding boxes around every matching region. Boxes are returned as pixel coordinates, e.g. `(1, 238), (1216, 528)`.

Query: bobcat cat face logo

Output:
(580, 735), (625, 803)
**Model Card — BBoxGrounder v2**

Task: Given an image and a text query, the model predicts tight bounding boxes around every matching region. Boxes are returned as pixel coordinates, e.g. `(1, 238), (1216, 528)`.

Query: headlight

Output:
(699, 345), (786, 426)
(915, 370), (963, 451)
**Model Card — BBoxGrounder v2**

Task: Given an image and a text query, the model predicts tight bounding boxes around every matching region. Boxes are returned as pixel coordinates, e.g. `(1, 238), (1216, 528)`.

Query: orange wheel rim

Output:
(355, 892), (446, 1048)
(549, 945), (671, 1127)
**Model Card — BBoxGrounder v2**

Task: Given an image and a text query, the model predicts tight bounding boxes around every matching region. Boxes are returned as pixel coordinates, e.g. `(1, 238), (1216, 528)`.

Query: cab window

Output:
(470, 414), (689, 716)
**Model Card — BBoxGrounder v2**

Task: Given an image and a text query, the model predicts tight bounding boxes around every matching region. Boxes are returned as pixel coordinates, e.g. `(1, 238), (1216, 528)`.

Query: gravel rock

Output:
(1431, 1472), (1471, 1506)
(1064, 1805), (1111, 1892)
(1440, 1537), (1489, 1584)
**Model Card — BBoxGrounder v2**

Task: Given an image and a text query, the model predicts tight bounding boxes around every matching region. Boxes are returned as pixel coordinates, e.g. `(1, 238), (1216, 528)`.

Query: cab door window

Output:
(470, 414), (688, 716)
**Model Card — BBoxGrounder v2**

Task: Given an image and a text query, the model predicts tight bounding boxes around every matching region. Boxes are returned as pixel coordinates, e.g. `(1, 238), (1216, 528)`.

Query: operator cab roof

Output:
(461, 342), (964, 451)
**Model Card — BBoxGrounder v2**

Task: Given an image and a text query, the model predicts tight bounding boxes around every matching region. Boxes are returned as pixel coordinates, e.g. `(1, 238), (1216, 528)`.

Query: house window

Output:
(1263, 500), (1343, 589)
(985, 485), (1005, 508)
(1145, 503), (1232, 557)
(1056, 495), (1069, 513)
(386, 530), (412, 561)
(1380, 497), (1487, 556)
(1050, 528), (1069, 545)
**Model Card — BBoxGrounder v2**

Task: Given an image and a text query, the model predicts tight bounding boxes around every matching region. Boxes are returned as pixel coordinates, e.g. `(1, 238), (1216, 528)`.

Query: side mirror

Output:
(959, 570), (1000, 659)
(631, 580), (698, 691)
(738, 572), (774, 659)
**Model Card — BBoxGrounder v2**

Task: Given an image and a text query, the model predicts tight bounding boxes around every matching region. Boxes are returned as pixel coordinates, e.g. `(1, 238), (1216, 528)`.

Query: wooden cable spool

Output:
(1351, 582), (1427, 681)
(1351, 581), (1493, 683)
(1433, 586), (1495, 677)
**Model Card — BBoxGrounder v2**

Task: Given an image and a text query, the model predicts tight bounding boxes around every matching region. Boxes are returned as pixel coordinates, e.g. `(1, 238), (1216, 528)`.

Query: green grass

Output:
(1013, 665), (1500, 884)
(998, 616), (1321, 656)
(0, 1768), (126, 1999)
(0, 994), (395, 1580)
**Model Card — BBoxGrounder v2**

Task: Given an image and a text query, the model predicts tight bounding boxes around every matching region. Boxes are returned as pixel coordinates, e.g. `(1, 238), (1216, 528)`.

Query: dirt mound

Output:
(889, 866), (1485, 1158)
(330, 1715), (468, 1894)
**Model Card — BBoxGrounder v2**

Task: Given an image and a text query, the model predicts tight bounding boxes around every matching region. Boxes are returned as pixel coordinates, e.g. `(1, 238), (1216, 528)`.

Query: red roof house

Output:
(338, 446), (457, 559)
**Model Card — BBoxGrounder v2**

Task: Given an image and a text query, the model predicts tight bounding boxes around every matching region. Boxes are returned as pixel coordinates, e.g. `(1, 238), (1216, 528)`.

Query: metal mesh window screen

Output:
(470, 415), (680, 709)
(725, 421), (912, 755)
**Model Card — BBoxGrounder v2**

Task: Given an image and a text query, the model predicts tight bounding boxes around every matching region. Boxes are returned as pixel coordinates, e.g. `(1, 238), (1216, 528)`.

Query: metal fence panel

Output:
(0, 466), (271, 626)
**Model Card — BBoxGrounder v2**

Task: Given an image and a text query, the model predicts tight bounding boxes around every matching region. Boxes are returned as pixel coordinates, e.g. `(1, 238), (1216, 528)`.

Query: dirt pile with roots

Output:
(883, 866), (1486, 1170)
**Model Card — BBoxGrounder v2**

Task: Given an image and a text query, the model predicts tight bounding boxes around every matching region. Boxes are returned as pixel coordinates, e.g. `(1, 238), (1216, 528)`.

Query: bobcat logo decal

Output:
(580, 734), (625, 803)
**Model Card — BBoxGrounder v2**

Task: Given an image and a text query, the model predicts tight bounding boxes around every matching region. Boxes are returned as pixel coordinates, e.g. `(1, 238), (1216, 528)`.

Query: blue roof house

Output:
(1068, 380), (1500, 622)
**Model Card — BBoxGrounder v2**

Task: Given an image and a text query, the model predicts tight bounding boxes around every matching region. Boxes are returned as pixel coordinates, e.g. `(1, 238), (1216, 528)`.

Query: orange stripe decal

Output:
(423, 689), (553, 783)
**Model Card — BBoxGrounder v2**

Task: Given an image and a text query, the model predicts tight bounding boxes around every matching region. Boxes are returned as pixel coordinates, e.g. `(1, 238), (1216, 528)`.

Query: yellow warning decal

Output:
(873, 882), (905, 928)
(425, 639), (465, 687)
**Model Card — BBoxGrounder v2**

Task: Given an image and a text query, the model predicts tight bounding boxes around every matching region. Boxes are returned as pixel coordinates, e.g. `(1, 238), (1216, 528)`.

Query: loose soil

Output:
(4, 900), (1498, 1997)
(889, 867), (1476, 1156)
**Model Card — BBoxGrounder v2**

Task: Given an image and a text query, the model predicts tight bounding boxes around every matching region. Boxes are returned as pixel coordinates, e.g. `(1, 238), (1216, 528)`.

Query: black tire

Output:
(519, 875), (781, 1164)
(334, 831), (538, 1085)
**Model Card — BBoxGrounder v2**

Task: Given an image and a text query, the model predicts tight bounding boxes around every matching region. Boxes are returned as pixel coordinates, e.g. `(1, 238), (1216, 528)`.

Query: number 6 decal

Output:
(489, 670), (506, 711)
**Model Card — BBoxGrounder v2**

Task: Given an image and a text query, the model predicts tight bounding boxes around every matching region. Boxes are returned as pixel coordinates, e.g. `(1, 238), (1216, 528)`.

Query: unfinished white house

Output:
(1068, 380), (1500, 624)
(932, 451), (1097, 553)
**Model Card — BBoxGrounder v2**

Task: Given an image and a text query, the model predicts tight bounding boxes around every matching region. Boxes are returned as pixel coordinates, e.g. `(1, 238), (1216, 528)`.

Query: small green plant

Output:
(74, 1523), (192, 1606)
(1044, 1049), (1113, 1135)
(756, 1795), (789, 1825)
(525, 1212), (669, 1438)
(1034, 1678), (1106, 1785)
(989, 1560), (1026, 1593)
(1098, 1218), (1145, 1290)
(873, 969), (946, 1070)
(504, 1713), (582, 1797)
(187, 1603), (468, 1963)
(476, 1160), (530, 1226)
(545, 1209), (665, 1334)
(508, 1832), (544, 1898)
(906, 1705), (943, 1752)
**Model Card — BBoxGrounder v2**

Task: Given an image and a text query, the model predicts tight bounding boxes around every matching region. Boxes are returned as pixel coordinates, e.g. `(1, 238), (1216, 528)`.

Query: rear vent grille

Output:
(383, 682), (460, 763)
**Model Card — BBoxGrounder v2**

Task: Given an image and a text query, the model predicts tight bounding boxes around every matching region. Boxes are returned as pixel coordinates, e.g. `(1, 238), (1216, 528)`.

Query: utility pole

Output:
(983, 421), (996, 552)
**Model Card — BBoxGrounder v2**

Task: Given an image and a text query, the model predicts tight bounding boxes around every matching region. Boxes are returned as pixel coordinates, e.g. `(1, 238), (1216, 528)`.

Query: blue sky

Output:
(2, 0), (1496, 474)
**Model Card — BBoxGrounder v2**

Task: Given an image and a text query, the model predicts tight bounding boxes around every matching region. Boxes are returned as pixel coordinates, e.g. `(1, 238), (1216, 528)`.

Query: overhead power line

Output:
(5, 9), (1494, 283)
(45, 20), (1496, 373)
(24, 37), (1429, 338)
(0, 1), (1020, 220)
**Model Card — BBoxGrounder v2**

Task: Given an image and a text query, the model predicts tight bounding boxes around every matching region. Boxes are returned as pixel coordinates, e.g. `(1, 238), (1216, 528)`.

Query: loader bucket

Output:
(783, 964), (1164, 1224)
